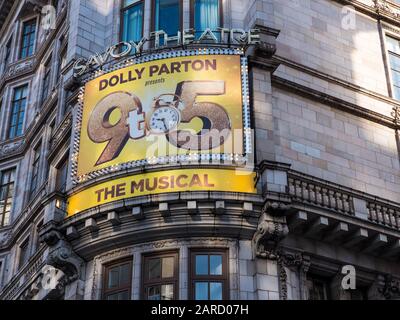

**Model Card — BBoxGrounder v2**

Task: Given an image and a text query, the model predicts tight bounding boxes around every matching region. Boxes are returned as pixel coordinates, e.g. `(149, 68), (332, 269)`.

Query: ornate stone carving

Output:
(0, 139), (25, 158)
(379, 275), (400, 300)
(373, 0), (391, 14)
(392, 106), (400, 126)
(253, 203), (290, 257)
(6, 59), (34, 77)
(0, 230), (12, 247)
(258, 248), (310, 300)
(46, 240), (84, 284)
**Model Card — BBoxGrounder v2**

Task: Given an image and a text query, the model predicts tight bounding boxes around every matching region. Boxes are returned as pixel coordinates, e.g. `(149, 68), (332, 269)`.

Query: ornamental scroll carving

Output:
(0, 139), (25, 158)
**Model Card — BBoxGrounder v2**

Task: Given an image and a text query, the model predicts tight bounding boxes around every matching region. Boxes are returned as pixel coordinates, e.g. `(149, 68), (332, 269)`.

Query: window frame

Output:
(4, 37), (13, 67)
(29, 142), (42, 198)
(189, 0), (223, 31)
(189, 248), (228, 300)
(55, 154), (69, 192)
(151, 0), (183, 35)
(19, 17), (38, 60)
(41, 55), (53, 104)
(102, 257), (133, 300)
(120, 0), (145, 43)
(141, 250), (179, 300)
(306, 274), (331, 300)
(18, 237), (30, 271)
(35, 219), (44, 250)
(0, 167), (16, 228)
(8, 84), (29, 139)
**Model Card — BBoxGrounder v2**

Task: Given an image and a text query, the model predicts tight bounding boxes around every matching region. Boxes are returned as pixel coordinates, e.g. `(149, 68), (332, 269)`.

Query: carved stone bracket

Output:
(46, 239), (84, 284)
(374, 0), (391, 14)
(392, 106), (400, 126)
(253, 204), (289, 257)
(378, 275), (400, 300)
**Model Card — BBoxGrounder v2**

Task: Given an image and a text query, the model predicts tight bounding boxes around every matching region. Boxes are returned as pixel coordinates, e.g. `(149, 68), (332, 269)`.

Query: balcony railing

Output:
(288, 175), (355, 216)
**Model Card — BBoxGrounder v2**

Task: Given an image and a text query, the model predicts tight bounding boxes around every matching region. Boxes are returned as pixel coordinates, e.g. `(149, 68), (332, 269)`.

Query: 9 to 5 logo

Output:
(87, 80), (231, 165)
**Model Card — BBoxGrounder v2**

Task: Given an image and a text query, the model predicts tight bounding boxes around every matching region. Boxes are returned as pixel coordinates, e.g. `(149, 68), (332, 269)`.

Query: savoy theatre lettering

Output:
(73, 28), (260, 76)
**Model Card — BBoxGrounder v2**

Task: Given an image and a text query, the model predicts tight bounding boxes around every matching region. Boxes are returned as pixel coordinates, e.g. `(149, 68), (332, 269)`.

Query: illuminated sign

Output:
(67, 168), (256, 216)
(73, 28), (260, 76)
(71, 50), (251, 184)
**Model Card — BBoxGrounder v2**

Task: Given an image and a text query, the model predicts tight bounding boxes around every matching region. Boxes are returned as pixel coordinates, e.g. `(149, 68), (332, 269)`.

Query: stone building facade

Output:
(0, 0), (399, 300)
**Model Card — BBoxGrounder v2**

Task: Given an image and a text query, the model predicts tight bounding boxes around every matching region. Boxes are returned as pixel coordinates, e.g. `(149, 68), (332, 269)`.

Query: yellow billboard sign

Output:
(67, 169), (256, 216)
(74, 53), (247, 180)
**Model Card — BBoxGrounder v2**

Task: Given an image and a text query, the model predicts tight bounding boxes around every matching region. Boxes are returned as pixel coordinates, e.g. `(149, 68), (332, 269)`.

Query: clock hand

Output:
(161, 118), (168, 130)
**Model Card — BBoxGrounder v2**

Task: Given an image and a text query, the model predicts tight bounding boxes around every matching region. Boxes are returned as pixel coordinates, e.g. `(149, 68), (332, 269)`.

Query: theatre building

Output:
(1, 0), (400, 300)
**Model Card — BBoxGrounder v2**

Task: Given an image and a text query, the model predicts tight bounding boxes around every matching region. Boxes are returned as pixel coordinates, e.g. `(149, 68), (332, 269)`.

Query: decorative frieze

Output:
(0, 138), (25, 158)
(6, 58), (35, 78)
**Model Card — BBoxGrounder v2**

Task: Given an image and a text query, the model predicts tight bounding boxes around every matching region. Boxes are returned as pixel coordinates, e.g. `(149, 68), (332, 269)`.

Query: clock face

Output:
(149, 106), (180, 134)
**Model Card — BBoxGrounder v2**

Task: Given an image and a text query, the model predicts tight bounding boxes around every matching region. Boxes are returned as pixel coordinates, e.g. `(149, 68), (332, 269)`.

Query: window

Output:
(19, 19), (37, 59)
(142, 251), (178, 300)
(4, 38), (12, 67)
(306, 275), (330, 300)
(55, 156), (68, 192)
(57, 45), (67, 77)
(0, 168), (15, 227)
(102, 258), (132, 300)
(386, 36), (400, 100)
(8, 85), (28, 139)
(191, 0), (222, 38)
(0, 260), (3, 289)
(121, 0), (144, 42)
(30, 143), (42, 198)
(41, 57), (52, 103)
(190, 249), (228, 300)
(35, 220), (43, 250)
(153, 0), (180, 35)
(18, 238), (30, 270)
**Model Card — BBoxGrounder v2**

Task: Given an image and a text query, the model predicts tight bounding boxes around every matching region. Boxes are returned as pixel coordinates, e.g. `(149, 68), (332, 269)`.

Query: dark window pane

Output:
(195, 255), (208, 275)
(148, 258), (161, 280)
(147, 285), (161, 300)
(210, 255), (222, 275)
(210, 282), (222, 300)
(9, 85), (28, 138)
(194, 0), (220, 38)
(119, 263), (130, 286)
(0, 168), (15, 227)
(108, 267), (119, 288)
(154, 0), (179, 35)
(20, 19), (36, 59)
(106, 291), (129, 300)
(195, 282), (208, 300)
(19, 239), (29, 269)
(122, 3), (143, 42)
